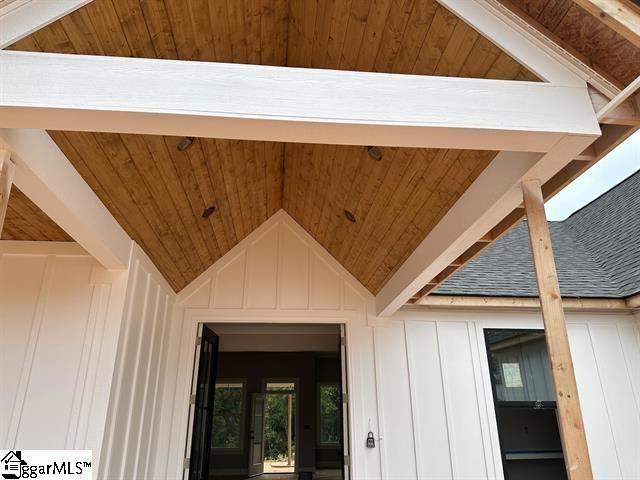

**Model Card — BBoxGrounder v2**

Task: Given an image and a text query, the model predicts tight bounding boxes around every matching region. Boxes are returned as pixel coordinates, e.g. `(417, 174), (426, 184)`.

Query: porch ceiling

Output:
(2, 0), (537, 292)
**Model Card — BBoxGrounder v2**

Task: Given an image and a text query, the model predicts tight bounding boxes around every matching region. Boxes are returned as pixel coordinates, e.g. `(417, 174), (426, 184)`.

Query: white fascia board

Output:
(375, 134), (597, 316)
(0, 128), (132, 269)
(0, 51), (600, 151)
(438, 0), (585, 87)
(0, 0), (93, 49)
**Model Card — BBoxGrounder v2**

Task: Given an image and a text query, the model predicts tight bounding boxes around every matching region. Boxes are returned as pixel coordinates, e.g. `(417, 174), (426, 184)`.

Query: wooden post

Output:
(522, 179), (593, 479)
(0, 150), (15, 239)
(287, 393), (293, 466)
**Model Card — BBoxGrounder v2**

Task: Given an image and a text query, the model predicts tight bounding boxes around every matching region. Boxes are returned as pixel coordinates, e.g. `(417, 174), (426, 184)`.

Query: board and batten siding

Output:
(382, 309), (640, 480)
(99, 243), (176, 480)
(0, 241), (129, 470)
(153, 210), (640, 480)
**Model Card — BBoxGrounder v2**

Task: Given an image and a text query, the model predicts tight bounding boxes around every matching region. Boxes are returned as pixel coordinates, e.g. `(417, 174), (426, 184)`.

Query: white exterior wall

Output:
(0, 241), (129, 470)
(99, 243), (175, 480)
(152, 211), (640, 480)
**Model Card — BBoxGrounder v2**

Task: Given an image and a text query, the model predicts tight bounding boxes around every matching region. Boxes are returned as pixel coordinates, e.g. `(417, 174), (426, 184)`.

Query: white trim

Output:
(376, 134), (597, 316)
(0, 51), (600, 151)
(0, 240), (89, 256)
(0, 128), (132, 269)
(0, 0), (93, 49)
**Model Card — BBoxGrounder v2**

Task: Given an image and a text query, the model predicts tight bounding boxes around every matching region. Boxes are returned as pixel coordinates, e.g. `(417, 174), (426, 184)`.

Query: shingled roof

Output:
(436, 170), (640, 299)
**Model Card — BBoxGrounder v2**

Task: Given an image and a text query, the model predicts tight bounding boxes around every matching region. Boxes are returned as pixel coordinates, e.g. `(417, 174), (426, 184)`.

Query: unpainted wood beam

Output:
(523, 179), (593, 480)
(413, 295), (630, 311)
(573, 0), (640, 49)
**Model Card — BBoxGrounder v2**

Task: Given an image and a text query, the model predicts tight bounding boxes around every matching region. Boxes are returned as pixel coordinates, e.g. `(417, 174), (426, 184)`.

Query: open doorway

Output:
(187, 323), (348, 480)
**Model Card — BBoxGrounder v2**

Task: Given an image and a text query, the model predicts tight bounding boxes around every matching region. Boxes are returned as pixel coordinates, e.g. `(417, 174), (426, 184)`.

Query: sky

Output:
(544, 131), (640, 221)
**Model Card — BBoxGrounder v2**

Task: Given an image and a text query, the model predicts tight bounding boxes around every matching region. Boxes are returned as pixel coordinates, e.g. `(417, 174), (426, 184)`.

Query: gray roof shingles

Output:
(435, 170), (640, 299)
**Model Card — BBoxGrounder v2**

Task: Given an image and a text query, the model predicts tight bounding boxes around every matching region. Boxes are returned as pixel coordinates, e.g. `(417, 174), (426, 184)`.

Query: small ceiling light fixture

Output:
(202, 205), (216, 218)
(177, 136), (195, 151)
(367, 145), (383, 161)
(344, 209), (356, 223)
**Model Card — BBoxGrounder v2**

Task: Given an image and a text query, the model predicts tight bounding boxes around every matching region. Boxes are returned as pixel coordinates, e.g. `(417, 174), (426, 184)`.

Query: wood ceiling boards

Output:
(7, 0), (540, 293)
(2, 186), (73, 241)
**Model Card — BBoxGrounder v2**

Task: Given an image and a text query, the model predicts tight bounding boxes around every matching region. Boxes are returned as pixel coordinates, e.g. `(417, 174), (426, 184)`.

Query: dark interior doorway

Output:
(189, 323), (347, 480)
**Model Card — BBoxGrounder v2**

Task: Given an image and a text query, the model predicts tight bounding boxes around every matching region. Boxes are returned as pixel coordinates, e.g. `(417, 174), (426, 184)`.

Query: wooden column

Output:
(0, 150), (15, 238)
(522, 179), (593, 479)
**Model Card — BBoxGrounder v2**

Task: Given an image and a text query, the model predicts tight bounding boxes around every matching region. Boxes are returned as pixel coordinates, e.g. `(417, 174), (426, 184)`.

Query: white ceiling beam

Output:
(375, 134), (596, 316)
(0, 0), (93, 49)
(0, 128), (132, 269)
(0, 51), (600, 151)
(438, 0), (586, 87)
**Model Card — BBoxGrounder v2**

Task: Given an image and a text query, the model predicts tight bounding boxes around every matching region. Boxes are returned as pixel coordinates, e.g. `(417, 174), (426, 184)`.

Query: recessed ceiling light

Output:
(202, 205), (216, 218)
(177, 136), (195, 151)
(344, 210), (356, 223)
(367, 146), (383, 161)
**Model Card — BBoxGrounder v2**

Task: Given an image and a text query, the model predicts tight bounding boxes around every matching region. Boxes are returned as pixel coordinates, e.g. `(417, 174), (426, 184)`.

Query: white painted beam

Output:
(0, 0), (93, 49)
(0, 128), (131, 269)
(375, 134), (596, 316)
(0, 51), (600, 151)
(0, 149), (15, 237)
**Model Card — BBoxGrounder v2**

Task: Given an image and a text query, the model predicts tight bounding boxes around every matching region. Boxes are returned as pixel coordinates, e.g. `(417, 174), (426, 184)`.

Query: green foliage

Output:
(212, 385), (243, 449)
(264, 394), (296, 461)
(319, 384), (341, 445)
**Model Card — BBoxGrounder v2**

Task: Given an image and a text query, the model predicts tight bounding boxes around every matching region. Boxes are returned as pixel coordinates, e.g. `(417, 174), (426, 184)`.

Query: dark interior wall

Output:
(315, 356), (343, 468)
(211, 352), (340, 474)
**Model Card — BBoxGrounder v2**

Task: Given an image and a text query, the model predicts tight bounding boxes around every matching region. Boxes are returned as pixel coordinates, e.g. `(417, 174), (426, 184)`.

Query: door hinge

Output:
(342, 392), (348, 404)
(195, 336), (202, 347)
(343, 455), (350, 466)
(183, 457), (190, 470)
(190, 394), (196, 405)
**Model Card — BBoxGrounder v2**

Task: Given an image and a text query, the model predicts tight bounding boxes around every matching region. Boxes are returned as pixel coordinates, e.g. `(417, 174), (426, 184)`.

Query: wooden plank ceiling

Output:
(500, 0), (640, 87)
(2, 186), (72, 241)
(6, 0), (537, 293)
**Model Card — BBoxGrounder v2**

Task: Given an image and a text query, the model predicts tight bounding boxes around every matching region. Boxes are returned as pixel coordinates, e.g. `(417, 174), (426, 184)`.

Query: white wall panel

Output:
(405, 321), (453, 479)
(0, 241), (129, 471)
(373, 324), (417, 479)
(99, 243), (175, 480)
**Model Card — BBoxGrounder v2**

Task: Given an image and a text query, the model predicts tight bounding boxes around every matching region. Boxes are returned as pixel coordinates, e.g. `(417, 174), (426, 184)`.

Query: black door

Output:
(189, 325), (219, 480)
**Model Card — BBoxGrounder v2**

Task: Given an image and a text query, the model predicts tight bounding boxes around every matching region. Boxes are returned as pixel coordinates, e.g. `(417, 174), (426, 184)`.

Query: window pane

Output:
(212, 382), (244, 449)
(485, 330), (555, 402)
(319, 384), (341, 445)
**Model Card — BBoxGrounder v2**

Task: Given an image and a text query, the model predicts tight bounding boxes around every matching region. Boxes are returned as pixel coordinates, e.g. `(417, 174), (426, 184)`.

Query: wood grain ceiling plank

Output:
(228, 140), (253, 237)
(260, 0), (285, 65)
(213, 139), (246, 241)
(336, 147), (393, 265)
(59, 5), (105, 55)
(85, 0), (132, 57)
(200, 139), (240, 247)
(243, 140), (261, 232)
(340, 147), (408, 271)
(299, 144), (323, 236)
(355, 0), (395, 71)
(310, 0), (335, 68)
(339, 0), (371, 69)
(384, 0), (435, 73)
(412, 5), (457, 74)
(186, 141), (231, 253)
(271, 0), (289, 65)
(122, 133), (204, 274)
(265, 142), (283, 218)
(138, 0), (178, 59)
(308, 144), (337, 238)
(6, 188), (72, 241)
(208, 0), (233, 62)
(162, 0), (197, 60)
(245, 0), (262, 64)
(188, 0), (217, 61)
(356, 149), (443, 288)
(96, 133), (193, 283)
(485, 51), (524, 80)
(32, 15), (75, 53)
(372, 0), (413, 72)
(433, 17), (479, 76)
(163, 136), (222, 266)
(142, 135), (212, 269)
(253, 142), (269, 224)
(111, 0), (156, 58)
(325, 0), (353, 68)
(227, 0), (249, 62)
(459, 36), (503, 78)
(538, 0), (573, 30)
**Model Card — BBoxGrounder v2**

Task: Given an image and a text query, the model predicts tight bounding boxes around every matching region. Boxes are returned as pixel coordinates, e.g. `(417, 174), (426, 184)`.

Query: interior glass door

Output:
(248, 393), (266, 477)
